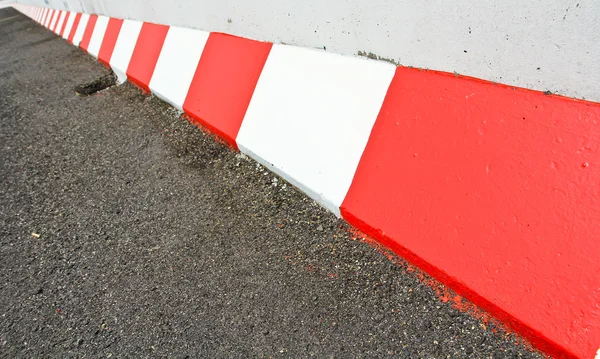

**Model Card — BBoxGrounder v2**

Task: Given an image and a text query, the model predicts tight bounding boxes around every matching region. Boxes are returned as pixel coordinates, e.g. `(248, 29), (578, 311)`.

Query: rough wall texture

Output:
(12, 0), (600, 103)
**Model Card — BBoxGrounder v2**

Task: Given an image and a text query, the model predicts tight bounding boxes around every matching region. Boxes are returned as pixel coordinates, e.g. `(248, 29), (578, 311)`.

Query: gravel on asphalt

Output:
(0, 7), (544, 358)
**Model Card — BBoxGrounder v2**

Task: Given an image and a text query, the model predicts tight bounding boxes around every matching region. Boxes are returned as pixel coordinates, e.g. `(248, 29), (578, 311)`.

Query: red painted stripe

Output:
(58, 12), (71, 37)
(67, 13), (82, 44)
(97, 18), (123, 67)
(182, 33), (272, 148)
(78, 14), (98, 51)
(50, 10), (61, 32)
(341, 67), (600, 359)
(126, 22), (170, 93)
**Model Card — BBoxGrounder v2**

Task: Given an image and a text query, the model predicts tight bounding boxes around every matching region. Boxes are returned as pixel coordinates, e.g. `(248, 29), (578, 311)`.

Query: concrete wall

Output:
(13, 0), (600, 102)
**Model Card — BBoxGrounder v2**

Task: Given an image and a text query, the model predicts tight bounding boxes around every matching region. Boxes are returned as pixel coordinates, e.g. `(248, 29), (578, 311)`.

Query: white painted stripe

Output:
(237, 45), (395, 216)
(49, 9), (59, 30)
(149, 26), (209, 111)
(43, 9), (53, 27)
(595, 347), (600, 359)
(71, 13), (89, 47)
(62, 12), (75, 40)
(54, 11), (66, 34)
(86, 15), (110, 58)
(109, 19), (143, 83)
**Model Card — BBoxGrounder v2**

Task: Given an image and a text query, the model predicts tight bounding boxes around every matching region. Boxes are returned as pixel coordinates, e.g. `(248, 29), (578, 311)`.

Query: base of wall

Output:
(12, 4), (600, 358)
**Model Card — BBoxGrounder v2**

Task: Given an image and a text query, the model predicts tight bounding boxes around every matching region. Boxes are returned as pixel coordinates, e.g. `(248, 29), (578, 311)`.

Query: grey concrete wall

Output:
(14, 0), (600, 102)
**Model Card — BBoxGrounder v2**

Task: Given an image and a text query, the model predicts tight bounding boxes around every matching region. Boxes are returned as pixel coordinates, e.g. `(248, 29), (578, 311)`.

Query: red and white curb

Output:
(11, 4), (600, 359)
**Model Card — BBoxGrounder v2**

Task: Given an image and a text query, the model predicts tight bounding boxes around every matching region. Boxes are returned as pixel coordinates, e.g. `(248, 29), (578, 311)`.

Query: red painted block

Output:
(341, 67), (600, 359)
(78, 14), (97, 51)
(182, 33), (272, 148)
(67, 13), (82, 44)
(97, 18), (124, 67)
(126, 22), (169, 92)
(59, 12), (70, 37)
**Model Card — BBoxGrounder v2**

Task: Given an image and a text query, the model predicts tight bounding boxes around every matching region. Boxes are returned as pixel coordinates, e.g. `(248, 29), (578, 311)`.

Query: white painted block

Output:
(62, 12), (76, 39)
(71, 14), (89, 47)
(49, 10), (59, 31)
(86, 16), (110, 58)
(236, 44), (395, 216)
(109, 19), (143, 84)
(148, 26), (209, 111)
(54, 11), (66, 34)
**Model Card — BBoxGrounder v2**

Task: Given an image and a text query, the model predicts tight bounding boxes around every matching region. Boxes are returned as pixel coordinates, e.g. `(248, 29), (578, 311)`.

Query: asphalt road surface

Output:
(0, 7), (544, 358)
